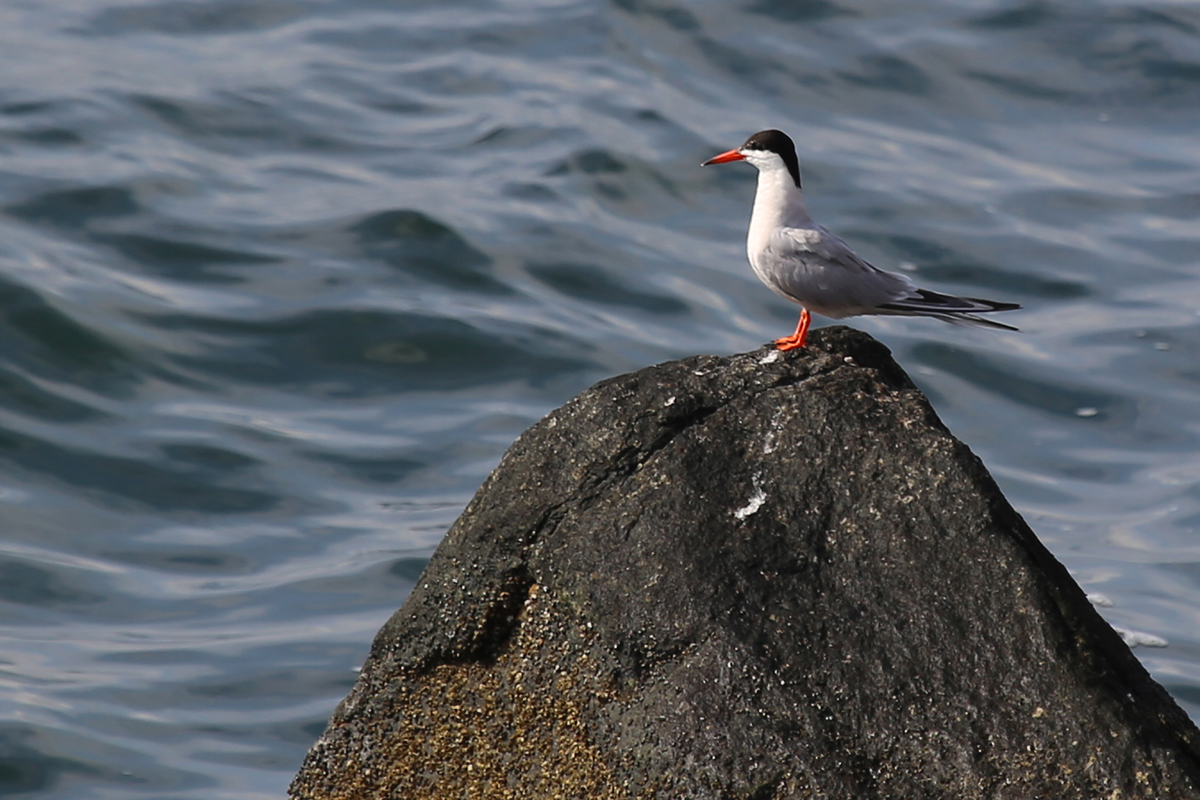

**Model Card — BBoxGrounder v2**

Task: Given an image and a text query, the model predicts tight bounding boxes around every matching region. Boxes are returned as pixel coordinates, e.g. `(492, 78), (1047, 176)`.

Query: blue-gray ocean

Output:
(1, 0), (1199, 796)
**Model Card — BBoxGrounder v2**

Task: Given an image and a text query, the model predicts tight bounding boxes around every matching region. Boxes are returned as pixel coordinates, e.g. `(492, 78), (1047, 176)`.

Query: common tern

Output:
(703, 129), (1020, 350)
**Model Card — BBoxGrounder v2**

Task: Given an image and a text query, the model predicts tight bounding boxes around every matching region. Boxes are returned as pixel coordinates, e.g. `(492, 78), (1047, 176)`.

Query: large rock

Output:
(291, 327), (1200, 799)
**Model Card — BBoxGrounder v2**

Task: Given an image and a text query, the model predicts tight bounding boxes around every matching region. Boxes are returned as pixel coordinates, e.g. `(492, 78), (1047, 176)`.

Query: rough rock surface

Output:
(291, 327), (1200, 800)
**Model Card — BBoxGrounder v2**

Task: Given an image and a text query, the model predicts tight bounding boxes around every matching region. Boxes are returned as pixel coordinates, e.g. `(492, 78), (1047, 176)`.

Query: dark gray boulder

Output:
(291, 326), (1200, 800)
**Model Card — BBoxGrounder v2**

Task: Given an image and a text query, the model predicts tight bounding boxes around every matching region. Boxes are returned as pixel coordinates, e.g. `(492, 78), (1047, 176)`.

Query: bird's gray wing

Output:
(760, 225), (916, 316)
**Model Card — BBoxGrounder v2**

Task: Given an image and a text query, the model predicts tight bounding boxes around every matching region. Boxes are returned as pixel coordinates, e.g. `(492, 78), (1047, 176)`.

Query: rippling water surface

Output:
(2, 0), (1200, 795)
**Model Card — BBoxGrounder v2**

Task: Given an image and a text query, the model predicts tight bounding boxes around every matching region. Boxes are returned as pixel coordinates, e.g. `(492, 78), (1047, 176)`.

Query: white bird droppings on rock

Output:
(763, 408), (786, 454)
(759, 350), (781, 365)
(735, 479), (767, 520)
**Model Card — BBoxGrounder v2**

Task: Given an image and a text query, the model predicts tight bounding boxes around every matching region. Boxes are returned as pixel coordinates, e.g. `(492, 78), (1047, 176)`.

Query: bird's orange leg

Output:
(774, 308), (811, 351)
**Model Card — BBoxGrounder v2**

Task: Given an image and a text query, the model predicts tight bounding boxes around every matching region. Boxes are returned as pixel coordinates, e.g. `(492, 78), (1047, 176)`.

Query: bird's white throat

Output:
(747, 161), (812, 262)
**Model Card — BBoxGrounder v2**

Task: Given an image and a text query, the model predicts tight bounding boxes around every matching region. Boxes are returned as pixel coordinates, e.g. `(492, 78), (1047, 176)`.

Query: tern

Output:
(703, 129), (1020, 350)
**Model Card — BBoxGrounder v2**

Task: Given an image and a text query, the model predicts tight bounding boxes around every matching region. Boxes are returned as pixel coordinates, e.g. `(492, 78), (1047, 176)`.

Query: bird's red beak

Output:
(702, 149), (745, 166)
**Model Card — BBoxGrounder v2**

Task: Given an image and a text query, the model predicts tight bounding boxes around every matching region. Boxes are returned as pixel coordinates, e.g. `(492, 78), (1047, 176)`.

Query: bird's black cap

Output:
(743, 129), (801, 188)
